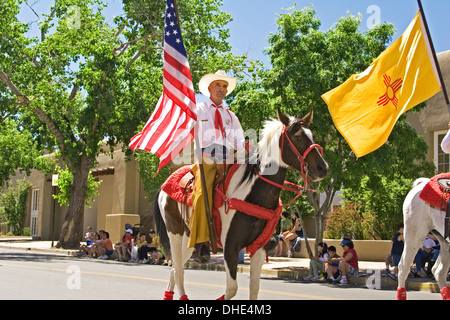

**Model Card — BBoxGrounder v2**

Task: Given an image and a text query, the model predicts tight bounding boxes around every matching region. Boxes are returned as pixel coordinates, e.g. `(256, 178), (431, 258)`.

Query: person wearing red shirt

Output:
(339, 238), (359, 284)
(115, 229), (135, 261)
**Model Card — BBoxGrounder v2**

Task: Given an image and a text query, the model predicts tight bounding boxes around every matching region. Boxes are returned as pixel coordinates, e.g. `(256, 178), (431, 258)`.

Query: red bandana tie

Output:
(213, 104), (225, 140)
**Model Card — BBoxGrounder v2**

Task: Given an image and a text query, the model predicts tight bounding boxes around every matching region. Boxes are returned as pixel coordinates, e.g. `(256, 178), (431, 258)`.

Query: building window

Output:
(30, 189), (39, 237)
(434, 130), (449, 173)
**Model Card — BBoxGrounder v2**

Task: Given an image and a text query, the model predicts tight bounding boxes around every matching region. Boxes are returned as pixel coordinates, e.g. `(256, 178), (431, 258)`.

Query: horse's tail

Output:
(154, 189), (171, 257)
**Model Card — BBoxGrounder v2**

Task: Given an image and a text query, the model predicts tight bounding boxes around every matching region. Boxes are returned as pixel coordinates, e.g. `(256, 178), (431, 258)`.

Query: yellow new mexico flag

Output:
(322, 11), (442, 158)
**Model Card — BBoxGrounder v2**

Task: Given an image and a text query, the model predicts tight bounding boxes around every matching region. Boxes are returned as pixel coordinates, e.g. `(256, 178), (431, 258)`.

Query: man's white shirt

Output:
(195, 99), (245, 152)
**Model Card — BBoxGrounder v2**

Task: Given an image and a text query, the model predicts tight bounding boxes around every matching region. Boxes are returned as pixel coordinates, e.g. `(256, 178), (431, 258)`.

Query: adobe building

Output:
(12, 145), (152, 245)
(407, 50), (450, 172)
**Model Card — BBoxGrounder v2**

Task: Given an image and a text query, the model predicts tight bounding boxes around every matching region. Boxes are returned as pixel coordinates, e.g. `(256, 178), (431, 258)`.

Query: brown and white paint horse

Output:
(154, 109), (328, 300)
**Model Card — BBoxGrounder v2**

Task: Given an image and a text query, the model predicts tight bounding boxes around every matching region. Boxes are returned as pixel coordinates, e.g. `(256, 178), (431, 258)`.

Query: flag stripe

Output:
(163, 69), (196, 108)
(164, 44), (193, 80)
(163, 84), (197, 119)
(151, 101), (182, 154)
(158, 127), (196, 169)
(137, 97), (170, 152)
(156, 113), (192, 157)
(163, 55), (194, 91)
(129, 0), (197, 173)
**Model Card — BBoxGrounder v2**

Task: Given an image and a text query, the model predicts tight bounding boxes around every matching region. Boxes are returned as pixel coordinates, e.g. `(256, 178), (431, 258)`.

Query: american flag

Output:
(129, 0), (197, 172)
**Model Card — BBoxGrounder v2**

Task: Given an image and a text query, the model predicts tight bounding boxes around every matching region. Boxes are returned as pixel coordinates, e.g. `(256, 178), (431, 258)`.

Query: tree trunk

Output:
(56, 155), (91, 249)
(294, 205), (313, 259)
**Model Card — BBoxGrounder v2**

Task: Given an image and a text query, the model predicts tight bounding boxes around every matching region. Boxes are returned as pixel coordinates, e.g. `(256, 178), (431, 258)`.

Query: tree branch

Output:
(0, 68), (71, 168)
(68, 83), (79, 101)
(125, 43), (152, 70)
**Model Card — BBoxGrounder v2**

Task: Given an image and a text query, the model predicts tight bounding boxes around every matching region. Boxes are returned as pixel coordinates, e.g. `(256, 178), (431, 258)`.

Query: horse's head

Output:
(277, 109), (328, 182)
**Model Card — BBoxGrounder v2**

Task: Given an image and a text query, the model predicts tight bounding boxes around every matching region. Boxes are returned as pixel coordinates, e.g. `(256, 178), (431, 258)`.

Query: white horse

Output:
(397, 178), (450, 300)
(153, 109), (328, 300)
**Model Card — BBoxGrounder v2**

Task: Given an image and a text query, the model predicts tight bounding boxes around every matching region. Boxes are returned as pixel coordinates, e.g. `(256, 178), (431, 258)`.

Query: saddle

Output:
(161, 164), (238, 232)
(161, 163), (282, 257)
(161, 165), (195, 207)
(419, 173), (450, 239)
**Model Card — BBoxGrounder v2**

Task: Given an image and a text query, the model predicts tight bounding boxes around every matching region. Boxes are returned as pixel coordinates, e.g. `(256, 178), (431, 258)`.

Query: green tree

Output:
(0, 119), (40, 187)
(232, 6), (435, 249)
(0, 0), (249, 248)
(0, 178), (32, 235)
(342, 174), (416, 239)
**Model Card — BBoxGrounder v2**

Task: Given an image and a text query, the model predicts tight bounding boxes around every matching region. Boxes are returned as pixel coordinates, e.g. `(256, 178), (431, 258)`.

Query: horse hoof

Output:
(216, 295), (225, 300)
(163, 290), (174, 300)
(396, 287), (406, 300)
(179, 294), (189, 300)
(440, 286), (450, 300)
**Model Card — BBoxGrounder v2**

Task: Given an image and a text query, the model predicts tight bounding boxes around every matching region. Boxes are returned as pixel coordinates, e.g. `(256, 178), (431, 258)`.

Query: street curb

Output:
(184, 261), (440, 293)
(0, 242), (440, 293)
(0, 242), (78, 256)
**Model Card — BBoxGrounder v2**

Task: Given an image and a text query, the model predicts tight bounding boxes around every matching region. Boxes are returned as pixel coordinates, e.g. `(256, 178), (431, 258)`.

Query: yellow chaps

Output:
(188, 159), (216, 248)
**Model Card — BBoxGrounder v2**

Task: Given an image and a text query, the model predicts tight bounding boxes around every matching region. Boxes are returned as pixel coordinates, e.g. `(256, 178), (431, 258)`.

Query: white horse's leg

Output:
(397, 235), (424, 299)
(223, 245), (239, 300)
(168, 233), (194, 300)
(249, 248), (266, 300)
(398, 187), (432, 300)
(431, 235), (450, 300)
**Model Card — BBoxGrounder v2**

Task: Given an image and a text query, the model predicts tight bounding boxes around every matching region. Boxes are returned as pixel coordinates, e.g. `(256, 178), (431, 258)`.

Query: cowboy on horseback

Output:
(189, 70), (246, 256)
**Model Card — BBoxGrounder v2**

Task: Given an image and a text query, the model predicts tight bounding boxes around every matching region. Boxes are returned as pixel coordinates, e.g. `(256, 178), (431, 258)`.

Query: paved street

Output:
(0, 248), (441, 302)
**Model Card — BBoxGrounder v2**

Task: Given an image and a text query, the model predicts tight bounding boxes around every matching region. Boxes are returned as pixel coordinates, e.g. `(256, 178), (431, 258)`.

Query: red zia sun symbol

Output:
(377, 74), (403, 108)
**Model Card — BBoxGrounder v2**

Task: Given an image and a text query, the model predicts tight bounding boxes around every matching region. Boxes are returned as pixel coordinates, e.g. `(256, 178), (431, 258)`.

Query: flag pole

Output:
(172, 0), (218, 254)
(417, 0), (450, 113)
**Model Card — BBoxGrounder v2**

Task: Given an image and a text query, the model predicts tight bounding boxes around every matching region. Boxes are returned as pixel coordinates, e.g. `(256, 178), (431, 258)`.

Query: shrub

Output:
(324, 202), (376, 240)
(0, 179), (32, 235)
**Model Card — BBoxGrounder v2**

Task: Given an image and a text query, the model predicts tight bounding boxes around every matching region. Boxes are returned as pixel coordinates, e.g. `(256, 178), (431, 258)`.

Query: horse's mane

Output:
(240, 118), (288, 186)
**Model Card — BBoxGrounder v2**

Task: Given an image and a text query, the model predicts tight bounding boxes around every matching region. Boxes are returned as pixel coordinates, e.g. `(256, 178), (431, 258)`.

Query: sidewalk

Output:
(0, 238), (440, 293)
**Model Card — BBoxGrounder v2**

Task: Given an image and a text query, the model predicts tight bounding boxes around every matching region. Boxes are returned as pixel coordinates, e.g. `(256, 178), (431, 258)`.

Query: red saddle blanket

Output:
(161, 165), (194, 206)
(419, 173), (450, 210)
(161, 164), (282, 257)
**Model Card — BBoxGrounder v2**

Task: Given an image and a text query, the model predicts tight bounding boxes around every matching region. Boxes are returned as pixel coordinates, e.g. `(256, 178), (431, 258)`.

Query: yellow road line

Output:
(0, 262), (340, 300)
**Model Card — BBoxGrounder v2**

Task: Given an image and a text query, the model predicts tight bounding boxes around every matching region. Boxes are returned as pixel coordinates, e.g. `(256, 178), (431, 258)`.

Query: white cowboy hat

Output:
(198, 70), (237, 97)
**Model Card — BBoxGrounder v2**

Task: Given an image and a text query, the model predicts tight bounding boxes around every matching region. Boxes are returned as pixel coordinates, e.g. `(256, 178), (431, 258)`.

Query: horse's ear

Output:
(302, 109), (314, 126)
(277, 108), (291, 126)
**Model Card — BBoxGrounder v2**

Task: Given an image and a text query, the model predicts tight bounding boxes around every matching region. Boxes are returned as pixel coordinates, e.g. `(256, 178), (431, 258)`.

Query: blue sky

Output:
(221, 0), (450, 66)
(19, 0), (449, 67)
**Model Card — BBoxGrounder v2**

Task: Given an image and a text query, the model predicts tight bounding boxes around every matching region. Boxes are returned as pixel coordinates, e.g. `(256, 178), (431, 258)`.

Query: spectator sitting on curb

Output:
(339, 238), (359, 284)
(79, 232), (100, 257)
(136, 233), (149, 263)
(84, 226), (95, 246)
(414, 233), (437, 277)
(115, 229), (135, 262)
(385, 223), (404, 279)
(324, 246), (341, 282)
(282, 216), (301, 258)
(275, 211), (292, 257)
(96, 231), (114, 260)
(304, 242), (329, 281)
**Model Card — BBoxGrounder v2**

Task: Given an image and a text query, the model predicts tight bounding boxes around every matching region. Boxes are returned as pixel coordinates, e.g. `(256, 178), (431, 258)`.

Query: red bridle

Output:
(254, 123), (324, 207)
(280, 124), (323, 184)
